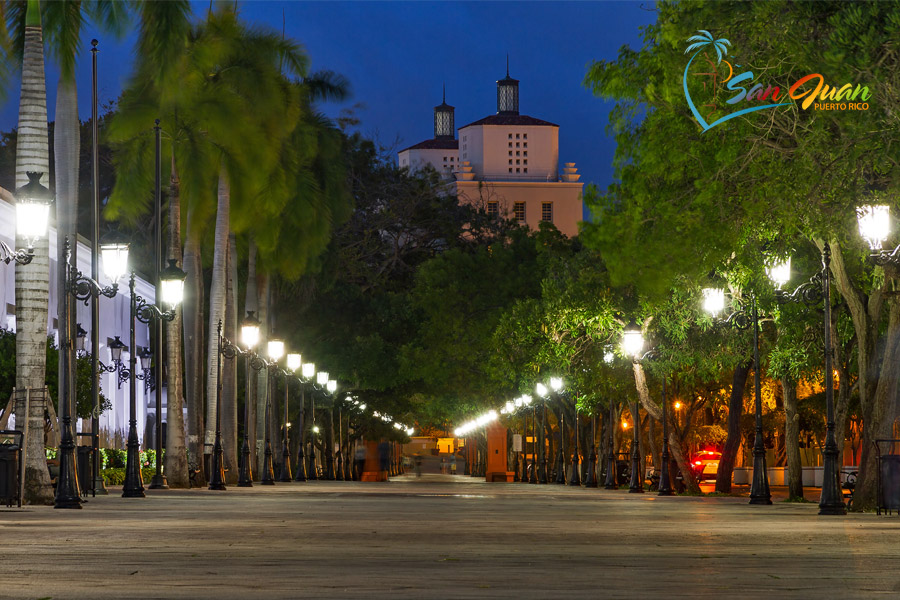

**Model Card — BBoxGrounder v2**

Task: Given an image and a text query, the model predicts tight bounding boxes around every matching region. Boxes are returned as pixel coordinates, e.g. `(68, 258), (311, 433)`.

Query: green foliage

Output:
(101, 467), (155, 486)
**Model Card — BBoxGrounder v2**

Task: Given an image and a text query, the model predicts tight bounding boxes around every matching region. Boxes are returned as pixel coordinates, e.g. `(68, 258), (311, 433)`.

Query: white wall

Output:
(459, 124), (558, 181)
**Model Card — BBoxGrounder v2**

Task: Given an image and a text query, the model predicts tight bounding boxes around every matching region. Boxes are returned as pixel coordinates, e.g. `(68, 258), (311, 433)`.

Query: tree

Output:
(583, 0), (900, 509)
(10, 0), (54, 505)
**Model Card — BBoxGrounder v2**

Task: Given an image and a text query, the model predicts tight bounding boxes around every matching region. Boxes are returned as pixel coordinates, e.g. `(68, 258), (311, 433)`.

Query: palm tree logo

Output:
(682, 30), (790, 132)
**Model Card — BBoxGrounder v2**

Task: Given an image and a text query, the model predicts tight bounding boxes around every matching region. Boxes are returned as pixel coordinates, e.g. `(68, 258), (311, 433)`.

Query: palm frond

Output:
(684, 41), (711, 55)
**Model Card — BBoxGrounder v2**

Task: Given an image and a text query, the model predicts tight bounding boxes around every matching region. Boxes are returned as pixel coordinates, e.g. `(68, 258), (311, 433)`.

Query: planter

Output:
(732, 467), (751, 485)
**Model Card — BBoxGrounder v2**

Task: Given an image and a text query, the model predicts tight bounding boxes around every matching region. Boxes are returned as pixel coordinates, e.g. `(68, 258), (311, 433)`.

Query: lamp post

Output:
(529, 395), (538, 484)
(58, 234), (128, 505)
(326, 379), (338, 480)
(702, 256), (824, 506)
(308, 371), (320, 480)
(208, 320), (226, 491)
(622, 322), (645, 494)
(261, 339), (284, 485)
(658, 377), (674, 496)
(584, 410), (598, 488)
(295, 362), (315, 482)
(3, 171), (50, 266)
(238, 312), (261, 486)
(123, 262), (185, 497)
(600, 351), (618, 490)
(279, 352), (301, 482)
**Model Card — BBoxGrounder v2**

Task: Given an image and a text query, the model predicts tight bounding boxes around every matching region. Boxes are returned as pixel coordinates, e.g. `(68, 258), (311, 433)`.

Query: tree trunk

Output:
(182, 213), (204, 482)
(781, 374), (804, 500)
(205, 171), (230, 452)
(222, 232), (238, 483)
(716, 361), (751, 493)
(631, 361), (700, 493)
(14, 8), (54, 505)
(164, 158), (189, 488)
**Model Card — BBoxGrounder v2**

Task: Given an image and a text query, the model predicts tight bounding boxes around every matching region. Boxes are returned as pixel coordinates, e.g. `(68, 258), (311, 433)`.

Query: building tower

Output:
(434, 85), (455, 139)
(497, 57), (519, 115)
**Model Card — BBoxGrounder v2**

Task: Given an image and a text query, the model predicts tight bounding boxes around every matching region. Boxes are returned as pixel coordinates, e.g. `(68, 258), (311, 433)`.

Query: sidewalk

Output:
(0, 474), (896, 599)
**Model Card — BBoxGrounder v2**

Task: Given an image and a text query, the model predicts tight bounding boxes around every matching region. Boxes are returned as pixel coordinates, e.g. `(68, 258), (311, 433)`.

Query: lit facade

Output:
(399, 70), (584, 237)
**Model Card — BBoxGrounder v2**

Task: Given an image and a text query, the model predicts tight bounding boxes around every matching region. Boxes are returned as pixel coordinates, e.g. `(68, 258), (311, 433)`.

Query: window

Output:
(523, 142), (528, 148)
(508, 168), (513, 173)
(509, 159), (513, 165)
(509, 151), (513, 156)
(516, 142), (520, 148)
(450, 157), (454, 162)
(464, 135), (467, 142)
(508, 133), (512, 139)
(523, 159), (528, 165)
(516, 159), (520, 165)
(516, 168), (520, 173)
(516, 151), (520, 156)
(516, 133), (520, 139)
(508, 142), (512, 148)
(523, 133), (527, 139)
(523, 168), (528, 173)
(523, 151), (527, 157)
(464, 153), (467, 158)
(542, 202), (553, 222)
(514, 201), (526, 222)
(443, 156), (447, 161)
(487, 201), (499, 217)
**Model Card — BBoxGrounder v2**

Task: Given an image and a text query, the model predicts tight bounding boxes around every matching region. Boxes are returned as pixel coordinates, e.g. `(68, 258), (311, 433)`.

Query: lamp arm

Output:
(0, 240), (34, 266)
(134, 296), (176, 323)
(871, 244), (900, 267)
(776, 270), (824, 307)
(71, 271), (119, 305)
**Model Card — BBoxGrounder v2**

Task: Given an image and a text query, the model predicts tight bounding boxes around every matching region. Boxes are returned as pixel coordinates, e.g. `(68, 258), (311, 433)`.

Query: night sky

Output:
(0, 1), (656, 196)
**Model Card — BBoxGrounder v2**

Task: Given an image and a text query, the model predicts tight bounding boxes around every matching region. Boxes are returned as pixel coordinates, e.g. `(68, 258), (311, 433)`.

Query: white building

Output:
(399, 68), (584, 237)
(1, 197), (163, 447)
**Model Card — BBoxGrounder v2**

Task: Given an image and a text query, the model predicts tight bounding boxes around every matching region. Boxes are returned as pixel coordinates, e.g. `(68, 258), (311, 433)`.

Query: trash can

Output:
(874, 440), (900, 515)
(77, 446), (94, 497)
(0, 430), (24, 508)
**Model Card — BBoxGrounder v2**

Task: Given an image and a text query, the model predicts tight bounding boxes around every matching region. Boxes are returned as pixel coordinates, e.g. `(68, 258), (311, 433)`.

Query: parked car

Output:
(690, 450), (722, 481)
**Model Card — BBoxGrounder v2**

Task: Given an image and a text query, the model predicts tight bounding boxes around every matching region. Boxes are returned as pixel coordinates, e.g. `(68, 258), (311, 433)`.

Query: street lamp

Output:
(326, 379), (338, 480)
(238, 311), (260, 487)
(260, 339), (285, 485)
(279, 352), (301, 482)
(4, 171), (52, 265)
(209, 320), (227, 491)
(622, 321), (645, 493)
(602, 351), (620, 490)
(295, 362), (315, 482)
(702, 286), (769, 504)
(122, 262), (185, 498)
(534, 382), (550, 484)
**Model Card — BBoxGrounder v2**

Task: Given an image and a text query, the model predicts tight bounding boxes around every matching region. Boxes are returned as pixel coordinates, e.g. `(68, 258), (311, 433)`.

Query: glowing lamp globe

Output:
(317, 371), (329, 385)
(159, 259), (187, 306)
(766, 257), (791, 289)
(14, 172), (52, 246)
(535, 382), (548, 397)
(857, 205), (890, 250)
(267, 339), (284, 361)
(622, 321), (644, 359)
(100, 242), (129, 283)
(702, 288), (726, 316)
(327, 379), (337, 393)
(287, 353), (302, 371)
(302, 363), (315, 379)
(550, 377), (563, 392)
(241, 312), (260, 349)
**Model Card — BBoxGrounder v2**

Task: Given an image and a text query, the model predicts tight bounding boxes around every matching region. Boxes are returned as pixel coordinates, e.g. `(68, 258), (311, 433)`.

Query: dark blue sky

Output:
(0, 1), (656, 193)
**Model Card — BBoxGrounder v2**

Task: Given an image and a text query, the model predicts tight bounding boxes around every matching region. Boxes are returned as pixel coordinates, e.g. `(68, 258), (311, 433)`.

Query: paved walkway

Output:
(1, 474), (899, 599)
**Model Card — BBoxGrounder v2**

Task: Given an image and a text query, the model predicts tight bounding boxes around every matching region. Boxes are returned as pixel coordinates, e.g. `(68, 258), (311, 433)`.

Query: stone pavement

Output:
(1, 473), (899, 599)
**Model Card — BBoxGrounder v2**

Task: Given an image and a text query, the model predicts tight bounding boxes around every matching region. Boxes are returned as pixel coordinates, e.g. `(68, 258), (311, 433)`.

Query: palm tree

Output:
(108, 5), (307, 483)
(12, 0), (54, 505)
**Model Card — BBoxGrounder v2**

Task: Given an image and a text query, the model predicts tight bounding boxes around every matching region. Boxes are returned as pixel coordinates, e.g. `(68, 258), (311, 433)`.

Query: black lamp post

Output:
(554, 407), (566, 485)
(584, 412), (598, 488)
(622, 322), (645, 494)
(227, 311), (262, 487)
(208, 320), (226, 491)
(123, 263), (184, 497)
(261, 339), (285, 485)
(658, 377), (674, 496)
(604, 398), (618, 490)
(308, 386), (319, 481)
(279, 353), (301, 482)
(295, 361), (315, 482)
(529, 400), (538, 484)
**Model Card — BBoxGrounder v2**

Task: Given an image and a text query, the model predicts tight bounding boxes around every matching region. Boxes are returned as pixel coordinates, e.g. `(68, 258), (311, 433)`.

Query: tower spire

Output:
(497, 60), (519, 115)
(434, 87), (455, 139)
(506, 54), (509, 77)
(443, 82), (446, 104)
